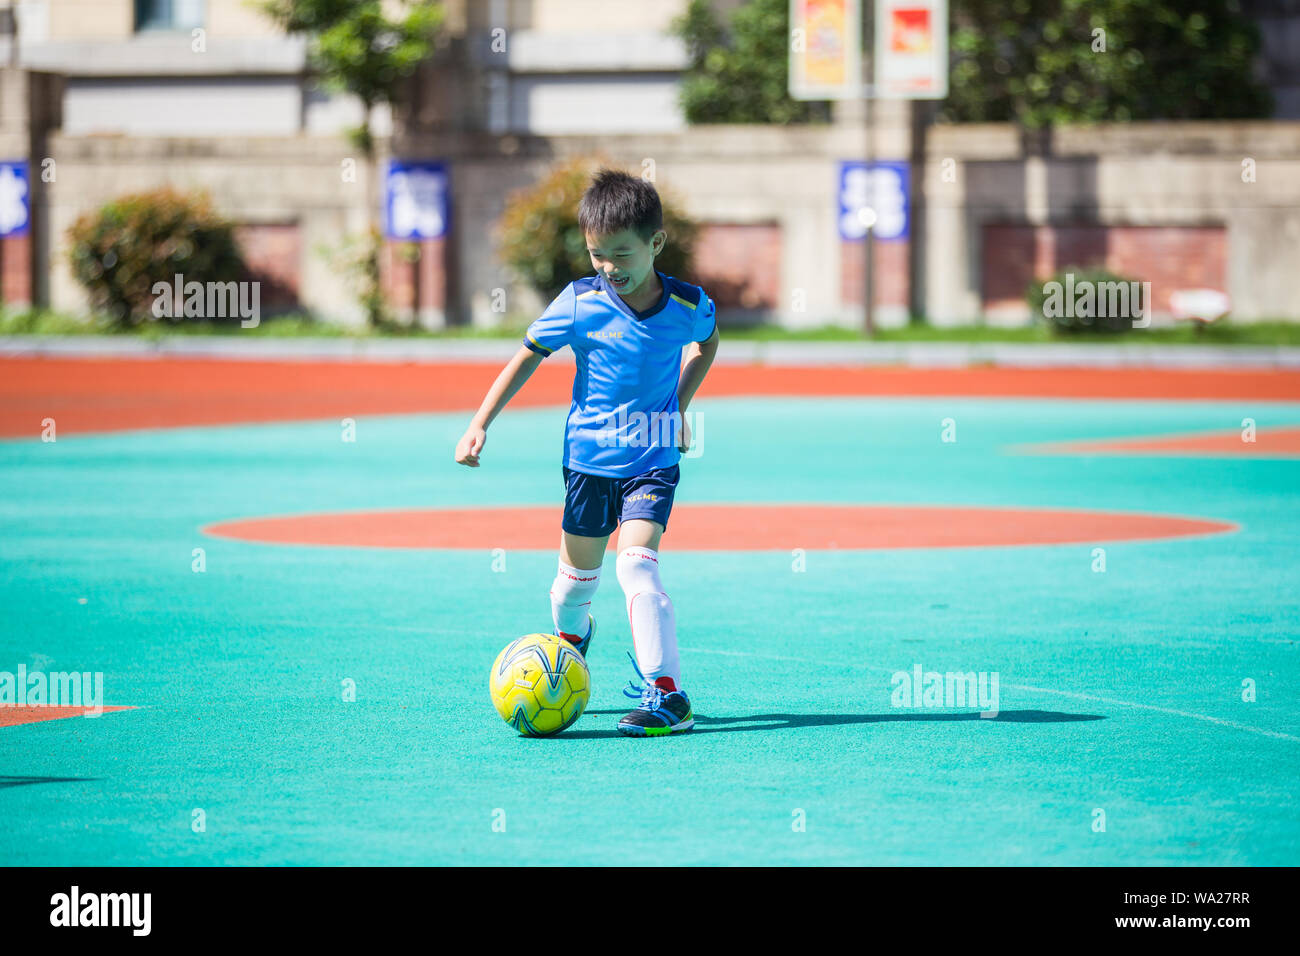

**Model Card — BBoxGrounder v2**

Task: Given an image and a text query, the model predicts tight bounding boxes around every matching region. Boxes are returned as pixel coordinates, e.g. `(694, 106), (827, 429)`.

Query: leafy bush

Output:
(67, 188), (246, 328)
(497, 158), (697, 302)
(1027, 265), (1145, 335)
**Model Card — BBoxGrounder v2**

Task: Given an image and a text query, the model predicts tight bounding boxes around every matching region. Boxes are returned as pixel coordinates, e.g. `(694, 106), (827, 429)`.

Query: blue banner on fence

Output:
(838, 161), (908, 241)
(0, 161), (30, 238)
(385, 161), (448, 240)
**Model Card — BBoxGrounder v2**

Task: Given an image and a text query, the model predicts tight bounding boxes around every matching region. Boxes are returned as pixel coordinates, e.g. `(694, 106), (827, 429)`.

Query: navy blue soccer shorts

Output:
(561, 465), (681, 538)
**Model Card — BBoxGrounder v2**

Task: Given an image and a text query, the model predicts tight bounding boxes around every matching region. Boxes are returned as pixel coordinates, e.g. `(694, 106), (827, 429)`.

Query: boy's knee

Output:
(616, 546), (663, 594)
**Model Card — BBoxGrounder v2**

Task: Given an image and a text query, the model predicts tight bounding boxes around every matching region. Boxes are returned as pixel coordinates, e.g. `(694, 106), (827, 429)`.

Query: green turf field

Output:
(2, 395), (1298, 865)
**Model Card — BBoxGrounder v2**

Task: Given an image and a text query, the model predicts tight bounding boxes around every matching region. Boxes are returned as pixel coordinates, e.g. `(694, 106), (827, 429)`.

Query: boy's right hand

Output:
(455, 425), (487, 467)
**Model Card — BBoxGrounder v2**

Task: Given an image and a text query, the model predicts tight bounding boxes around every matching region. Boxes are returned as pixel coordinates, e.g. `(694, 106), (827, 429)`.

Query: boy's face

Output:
(585, 227), (666, 300)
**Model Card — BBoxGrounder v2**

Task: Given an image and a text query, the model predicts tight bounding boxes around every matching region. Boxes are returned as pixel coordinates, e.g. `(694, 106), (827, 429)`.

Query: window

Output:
(135, 0), (206, 32)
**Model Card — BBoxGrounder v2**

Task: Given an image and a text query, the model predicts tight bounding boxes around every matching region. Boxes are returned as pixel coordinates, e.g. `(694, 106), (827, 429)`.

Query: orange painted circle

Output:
(203, 505), (1236, 551)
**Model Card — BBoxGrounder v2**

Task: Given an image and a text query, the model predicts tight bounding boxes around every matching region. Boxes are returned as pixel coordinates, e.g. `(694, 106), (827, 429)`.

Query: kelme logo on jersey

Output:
(586, 330), (625, 339)
(595, 407), (703, 458)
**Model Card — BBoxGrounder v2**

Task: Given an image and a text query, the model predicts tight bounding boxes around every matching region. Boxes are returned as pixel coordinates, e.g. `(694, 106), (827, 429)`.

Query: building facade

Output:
(0, 0), (1297, 327)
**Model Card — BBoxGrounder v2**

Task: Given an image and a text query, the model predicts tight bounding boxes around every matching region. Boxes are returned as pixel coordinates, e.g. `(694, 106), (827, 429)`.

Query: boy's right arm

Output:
(454, 345), (545, 467)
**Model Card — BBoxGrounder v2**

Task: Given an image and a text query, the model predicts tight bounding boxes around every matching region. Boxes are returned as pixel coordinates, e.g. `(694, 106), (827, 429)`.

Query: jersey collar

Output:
(598, 271), (669, 321)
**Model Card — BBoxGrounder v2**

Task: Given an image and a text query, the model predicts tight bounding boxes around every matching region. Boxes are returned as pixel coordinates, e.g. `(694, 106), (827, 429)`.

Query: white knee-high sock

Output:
(616, 547), (679, 690)
(550, 559), (599, 641)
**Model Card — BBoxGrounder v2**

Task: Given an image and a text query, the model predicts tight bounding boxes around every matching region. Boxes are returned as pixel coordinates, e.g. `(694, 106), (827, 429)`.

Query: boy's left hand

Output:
(677, 415), (691, 454)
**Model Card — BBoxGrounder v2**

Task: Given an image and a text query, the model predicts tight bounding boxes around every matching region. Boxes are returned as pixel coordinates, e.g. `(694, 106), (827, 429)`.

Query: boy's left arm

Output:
(676, 325), (720, 451)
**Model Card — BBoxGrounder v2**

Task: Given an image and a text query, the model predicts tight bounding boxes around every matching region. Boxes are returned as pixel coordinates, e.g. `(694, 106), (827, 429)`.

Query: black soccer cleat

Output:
(616, 653), (693, 737)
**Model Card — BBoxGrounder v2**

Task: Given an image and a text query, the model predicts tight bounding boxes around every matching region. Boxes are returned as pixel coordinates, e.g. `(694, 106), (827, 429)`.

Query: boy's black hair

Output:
(577, 168), (663, 241)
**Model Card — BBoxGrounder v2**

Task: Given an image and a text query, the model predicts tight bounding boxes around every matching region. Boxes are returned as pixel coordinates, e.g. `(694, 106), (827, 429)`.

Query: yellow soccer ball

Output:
(489, 634), (590, 736)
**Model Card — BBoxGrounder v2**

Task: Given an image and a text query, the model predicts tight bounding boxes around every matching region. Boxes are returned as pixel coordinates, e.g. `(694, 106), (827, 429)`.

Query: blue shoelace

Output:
(621, 652), (665, 711)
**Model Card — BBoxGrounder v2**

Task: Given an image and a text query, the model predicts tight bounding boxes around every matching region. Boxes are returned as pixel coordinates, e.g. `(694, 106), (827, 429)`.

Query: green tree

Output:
(259, 0), (443, 325)
(673, 0), (831, 124)
(944, 0), (1271, 128)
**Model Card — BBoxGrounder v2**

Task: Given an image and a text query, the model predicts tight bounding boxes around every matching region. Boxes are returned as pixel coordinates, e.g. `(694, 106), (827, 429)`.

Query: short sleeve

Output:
(692, 292), (717, 343)
(524, 285), (577, 358)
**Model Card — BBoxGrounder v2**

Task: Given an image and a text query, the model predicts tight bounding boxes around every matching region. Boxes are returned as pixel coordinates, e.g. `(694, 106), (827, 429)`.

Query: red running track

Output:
(3, 356), (1299, 438)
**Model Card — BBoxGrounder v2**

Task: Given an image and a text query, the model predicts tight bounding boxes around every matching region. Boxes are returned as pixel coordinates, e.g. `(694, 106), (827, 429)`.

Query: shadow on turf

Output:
(556, 709), (1104, 739)
(0, 775), (96, 789)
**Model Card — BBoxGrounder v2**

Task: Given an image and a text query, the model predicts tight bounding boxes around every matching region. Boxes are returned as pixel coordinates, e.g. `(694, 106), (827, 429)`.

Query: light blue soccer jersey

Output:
(523, 272), (717, 478)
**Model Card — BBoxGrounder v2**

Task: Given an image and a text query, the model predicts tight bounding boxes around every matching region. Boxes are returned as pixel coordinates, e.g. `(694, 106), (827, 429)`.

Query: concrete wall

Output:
(45, 134), (377, 325)
(62, 76), (305, 136)
(398, 117), (1300, 328)
(925, 122), (1300, 323)
(400, 123), (896, 328)
(506, 74), (686, 134)
(24, 117), (1300, 327)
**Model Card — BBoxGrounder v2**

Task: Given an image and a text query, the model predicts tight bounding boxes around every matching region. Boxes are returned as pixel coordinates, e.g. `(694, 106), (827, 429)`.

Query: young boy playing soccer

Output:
(454, 169), (719, 737)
